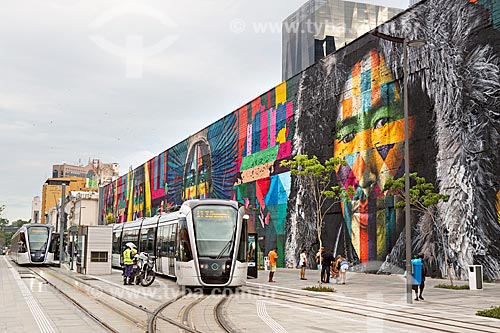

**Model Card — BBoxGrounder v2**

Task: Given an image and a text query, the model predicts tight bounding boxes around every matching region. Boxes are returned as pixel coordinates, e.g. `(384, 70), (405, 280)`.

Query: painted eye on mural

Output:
(341, 131), (356, 143)
(373, 117), (389, 129)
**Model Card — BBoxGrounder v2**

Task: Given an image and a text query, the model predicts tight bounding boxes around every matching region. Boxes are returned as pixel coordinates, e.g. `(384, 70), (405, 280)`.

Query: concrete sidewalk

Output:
(248, 267), (500, 322)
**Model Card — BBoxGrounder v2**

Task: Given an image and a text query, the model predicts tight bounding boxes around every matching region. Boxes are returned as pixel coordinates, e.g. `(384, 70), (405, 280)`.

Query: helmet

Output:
(126, 242), (136, 249)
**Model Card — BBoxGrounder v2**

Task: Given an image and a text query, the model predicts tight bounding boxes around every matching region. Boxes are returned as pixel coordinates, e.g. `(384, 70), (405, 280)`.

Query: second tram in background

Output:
(112, 199), (248, 288)
(10, 223), (55, 265)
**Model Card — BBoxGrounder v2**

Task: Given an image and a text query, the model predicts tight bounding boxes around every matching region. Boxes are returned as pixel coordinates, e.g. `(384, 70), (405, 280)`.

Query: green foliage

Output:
(11, 219), (30, 227)
(477, 306), (500, 319)
(0, 230), (5, 248)
(0, 205), (8, 226)
(279, 154), (352, 202)
(302, 285), (336, 292)
(383, 173), (450, 211)
(434, 284), (469, 290)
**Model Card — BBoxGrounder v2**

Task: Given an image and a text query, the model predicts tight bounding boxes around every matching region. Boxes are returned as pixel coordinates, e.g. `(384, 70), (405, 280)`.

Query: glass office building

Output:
(282, 0), (403, 81)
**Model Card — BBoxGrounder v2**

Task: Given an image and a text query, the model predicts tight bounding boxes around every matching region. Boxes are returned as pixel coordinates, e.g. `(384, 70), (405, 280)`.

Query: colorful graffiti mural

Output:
(101, 0), (500, 279)
(101, 82), (298, 266)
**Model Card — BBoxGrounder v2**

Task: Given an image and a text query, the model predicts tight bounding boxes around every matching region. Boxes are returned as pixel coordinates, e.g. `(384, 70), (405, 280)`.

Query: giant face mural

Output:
(333, 49), (413, 263)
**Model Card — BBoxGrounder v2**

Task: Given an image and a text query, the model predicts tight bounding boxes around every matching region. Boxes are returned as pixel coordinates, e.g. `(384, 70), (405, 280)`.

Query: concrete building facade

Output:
(41, 177), (90, 225)
(64, 191), (99, 229)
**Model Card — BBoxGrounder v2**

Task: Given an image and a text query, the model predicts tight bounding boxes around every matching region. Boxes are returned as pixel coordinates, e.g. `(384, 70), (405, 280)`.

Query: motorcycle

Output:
(132, 252), (156, 287)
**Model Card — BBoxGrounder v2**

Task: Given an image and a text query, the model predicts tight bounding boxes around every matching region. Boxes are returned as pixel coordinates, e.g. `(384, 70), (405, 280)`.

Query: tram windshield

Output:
(27, 227), (49, 251)
(192, 205), (237, 258)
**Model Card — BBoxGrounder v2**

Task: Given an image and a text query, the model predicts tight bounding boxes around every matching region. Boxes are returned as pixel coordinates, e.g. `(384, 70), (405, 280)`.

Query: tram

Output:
(112, 199), (249, 287)
(10, 224), (55, 265)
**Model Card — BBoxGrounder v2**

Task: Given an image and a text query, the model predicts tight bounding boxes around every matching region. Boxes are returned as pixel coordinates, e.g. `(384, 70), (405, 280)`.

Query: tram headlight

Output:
(200, 264), (205, 269)
(226, 264), (231, 269)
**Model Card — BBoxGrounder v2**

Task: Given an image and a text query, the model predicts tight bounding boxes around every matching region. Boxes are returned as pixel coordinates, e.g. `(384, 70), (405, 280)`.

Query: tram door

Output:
(168, 225), (177, 276)
(157, 225), (166, 275)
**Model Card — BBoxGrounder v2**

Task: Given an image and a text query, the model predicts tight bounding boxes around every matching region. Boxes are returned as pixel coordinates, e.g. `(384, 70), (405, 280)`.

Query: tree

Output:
(280, 154), (352, 284)
(0, 205), (8, 226)
(11, 219), (30, 227)
(383, 173), (452, 284)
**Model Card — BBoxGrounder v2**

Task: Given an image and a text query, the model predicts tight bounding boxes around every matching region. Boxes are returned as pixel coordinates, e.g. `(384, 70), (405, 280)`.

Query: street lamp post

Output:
(71, 204), (85, 271)
(58, 183), (66, 267)
(371, 29), (426, 304)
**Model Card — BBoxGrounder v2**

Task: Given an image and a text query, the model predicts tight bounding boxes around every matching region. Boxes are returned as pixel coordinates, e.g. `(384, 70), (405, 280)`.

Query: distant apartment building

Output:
(52, 159), (119, 187)
(31, 196), (41, 223)
(410, 0), (421, 5)
(41, 177), (94, 225)
(282, 0), (403, 80)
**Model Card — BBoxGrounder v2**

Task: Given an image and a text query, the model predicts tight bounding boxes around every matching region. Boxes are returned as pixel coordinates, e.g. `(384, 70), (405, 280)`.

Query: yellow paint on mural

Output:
(335, 118), (406, 158)
(144, 162), (151, 217)
(276, 125), (287, 144)
(127, 171), (134, 222)
(497, 191), (500, 224)
(351, 200), (360, 257)
(276, 81), (287, 106)
(376, 208), (386, 262)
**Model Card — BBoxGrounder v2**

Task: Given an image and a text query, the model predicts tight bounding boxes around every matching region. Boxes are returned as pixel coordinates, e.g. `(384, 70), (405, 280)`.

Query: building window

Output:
(90, 251), (108, 262)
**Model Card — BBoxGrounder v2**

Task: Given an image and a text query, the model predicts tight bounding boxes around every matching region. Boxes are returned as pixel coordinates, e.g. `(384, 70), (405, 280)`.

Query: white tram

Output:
(10, 224), (55, 265)
(112, 199), (248, 287)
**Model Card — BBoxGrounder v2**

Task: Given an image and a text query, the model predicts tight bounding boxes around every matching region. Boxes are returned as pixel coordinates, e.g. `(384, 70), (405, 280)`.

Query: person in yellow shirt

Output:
(268, 247), (278, 283)
(123, 242), (137, 285)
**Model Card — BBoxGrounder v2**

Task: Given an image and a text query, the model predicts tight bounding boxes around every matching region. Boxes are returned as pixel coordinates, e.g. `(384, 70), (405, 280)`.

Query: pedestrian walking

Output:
(332, 255), (341, 283)
(268, 247), (278, 282)
(321, 249), (334, 283)
(417, 253), (427, 300)
(299, 248), (307, 280)
(339, 256), (349, 284)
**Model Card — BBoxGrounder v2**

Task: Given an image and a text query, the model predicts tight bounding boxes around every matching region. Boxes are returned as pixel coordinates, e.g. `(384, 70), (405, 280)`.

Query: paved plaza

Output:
(1, 255), (499, 332)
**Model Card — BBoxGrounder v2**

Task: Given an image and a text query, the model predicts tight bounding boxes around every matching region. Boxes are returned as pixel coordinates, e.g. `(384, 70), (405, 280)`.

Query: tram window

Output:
(140, 227), (156, 255)
(147, 227), (156, 255)
(164, 225), (171, 256)
(177, 217), (193, 262)
(157, 226), (166, 257)
(19, 233), (27, 253)
(28, 227), (49, 251)
(192, 206), (237, 258)
(168, 225), (176, 258)
(122, 229), (139, 250)
(112, 232), (121, 254)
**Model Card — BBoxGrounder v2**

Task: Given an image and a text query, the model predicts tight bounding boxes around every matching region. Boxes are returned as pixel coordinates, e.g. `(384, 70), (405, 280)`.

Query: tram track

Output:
(28, 267), (236, 333)
(242, 284), (500, 333)
(27, 266), (134, 333)
(154, 291), (236, 333)
(28, 266), (210, 333)
(214, 295), (236, 333)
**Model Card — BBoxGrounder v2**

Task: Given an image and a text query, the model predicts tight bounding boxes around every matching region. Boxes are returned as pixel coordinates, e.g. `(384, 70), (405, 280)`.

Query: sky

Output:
(0, 0), (409, 222)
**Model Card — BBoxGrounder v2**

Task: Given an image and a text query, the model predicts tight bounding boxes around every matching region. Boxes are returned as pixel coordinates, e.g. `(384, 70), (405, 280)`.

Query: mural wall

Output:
(101, 0), (500, 280)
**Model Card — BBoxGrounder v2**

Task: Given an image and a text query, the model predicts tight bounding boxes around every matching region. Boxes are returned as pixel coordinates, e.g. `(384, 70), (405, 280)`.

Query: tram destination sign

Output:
(195, 209), (231, 220)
